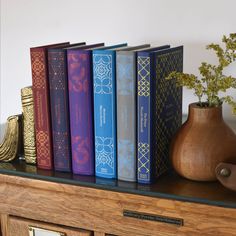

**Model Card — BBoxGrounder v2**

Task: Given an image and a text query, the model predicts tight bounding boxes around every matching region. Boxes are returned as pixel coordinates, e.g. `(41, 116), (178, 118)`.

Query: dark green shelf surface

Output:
(0, 160), (236, 209)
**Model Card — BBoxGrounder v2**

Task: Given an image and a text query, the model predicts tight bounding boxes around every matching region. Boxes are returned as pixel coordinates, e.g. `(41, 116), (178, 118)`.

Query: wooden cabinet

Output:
(0, 162), (236, 235)
(8, 216), (92, 236)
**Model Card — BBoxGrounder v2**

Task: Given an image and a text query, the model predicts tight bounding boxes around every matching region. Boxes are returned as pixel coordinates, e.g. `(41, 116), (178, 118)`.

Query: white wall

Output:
(1, 0), (236, 129)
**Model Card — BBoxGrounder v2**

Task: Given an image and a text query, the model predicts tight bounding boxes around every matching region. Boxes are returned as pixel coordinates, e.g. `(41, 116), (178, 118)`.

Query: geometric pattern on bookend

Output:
(93, 54), (112, 94)
(23, 104), (36, 148)
(138, 56), (150, 97)
(118, 139), (135, 179)
(31, 51), (46, 89)
(138, 142), (150, 175)
(36, 131), (50, 164)
(95, 136), (114, 170)
(154, 49), (183, 178)
(48, 52), (65, 90)
(117, 55), (133, 96)
(53, 131), (70, 169)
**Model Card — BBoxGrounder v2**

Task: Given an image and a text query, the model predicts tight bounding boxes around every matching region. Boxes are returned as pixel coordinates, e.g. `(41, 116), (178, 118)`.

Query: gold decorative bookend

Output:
(0, 115), (23, 162)
(21, 86), (37, 164)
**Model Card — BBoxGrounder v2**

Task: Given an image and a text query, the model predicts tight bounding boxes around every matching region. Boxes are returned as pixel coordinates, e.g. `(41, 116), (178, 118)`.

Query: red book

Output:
(30, 42), (69, 170)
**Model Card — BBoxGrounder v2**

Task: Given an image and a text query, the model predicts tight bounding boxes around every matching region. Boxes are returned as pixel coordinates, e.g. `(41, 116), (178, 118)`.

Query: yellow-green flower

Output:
(166, 34), (236, 114)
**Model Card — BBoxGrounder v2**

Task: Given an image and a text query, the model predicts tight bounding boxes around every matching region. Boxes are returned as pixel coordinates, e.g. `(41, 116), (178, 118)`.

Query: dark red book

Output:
(30, 42), (69, 170)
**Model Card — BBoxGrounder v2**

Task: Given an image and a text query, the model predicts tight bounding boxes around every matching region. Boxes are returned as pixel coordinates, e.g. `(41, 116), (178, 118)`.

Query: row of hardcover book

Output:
(30, 42), (183, 184)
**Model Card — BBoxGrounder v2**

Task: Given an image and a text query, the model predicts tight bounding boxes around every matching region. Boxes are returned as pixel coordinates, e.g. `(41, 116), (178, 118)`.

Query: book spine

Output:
(116, 52), (136, 182)
(153, 47), (183, 179)
(48, 49), (71, 172)
(30, 48), (53, 169)
(93, 50), (117, 178)
(68, 50), (94, 175)
(137, 53), (152, 184)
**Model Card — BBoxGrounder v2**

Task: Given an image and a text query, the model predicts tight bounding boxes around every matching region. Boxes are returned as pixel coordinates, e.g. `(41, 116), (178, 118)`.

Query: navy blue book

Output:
(92, 43), (127, 179)
(137, 46), (183, 184)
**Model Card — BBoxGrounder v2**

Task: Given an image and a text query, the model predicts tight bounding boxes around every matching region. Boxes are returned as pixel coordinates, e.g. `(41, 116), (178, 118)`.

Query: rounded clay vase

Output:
(171, 103), (236, 181)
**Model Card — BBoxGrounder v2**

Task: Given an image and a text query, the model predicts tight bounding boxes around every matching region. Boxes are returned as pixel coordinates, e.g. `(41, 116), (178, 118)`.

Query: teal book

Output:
(92, 43), (127, 179)
(137, 46), (183, 184)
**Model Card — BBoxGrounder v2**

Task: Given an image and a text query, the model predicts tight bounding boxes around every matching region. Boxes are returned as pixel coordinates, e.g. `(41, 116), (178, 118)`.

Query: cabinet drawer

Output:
(1, 175), (236, 236)
(8, 216), (92, 236)
(116, 198), (236, 236)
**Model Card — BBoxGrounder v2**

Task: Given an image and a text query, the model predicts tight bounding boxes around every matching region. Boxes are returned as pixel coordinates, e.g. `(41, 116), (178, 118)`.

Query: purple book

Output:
(67, 43), (104, 175)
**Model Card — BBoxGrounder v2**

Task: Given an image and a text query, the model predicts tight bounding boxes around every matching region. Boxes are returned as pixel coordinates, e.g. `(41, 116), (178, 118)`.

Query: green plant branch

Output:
(166, 34), (236, 114)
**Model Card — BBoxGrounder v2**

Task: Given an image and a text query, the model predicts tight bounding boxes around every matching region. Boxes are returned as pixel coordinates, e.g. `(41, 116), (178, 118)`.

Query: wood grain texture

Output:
(1, 215), (8, 236)
(8, 216), (92, 236)
(171, 103), (236, 181)
(94, 232), (106, 236)
(0, 174), (236, 235)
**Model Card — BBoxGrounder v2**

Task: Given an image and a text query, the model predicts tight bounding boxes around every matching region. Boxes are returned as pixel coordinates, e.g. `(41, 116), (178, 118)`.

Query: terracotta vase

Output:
(171, 103), (236, 181)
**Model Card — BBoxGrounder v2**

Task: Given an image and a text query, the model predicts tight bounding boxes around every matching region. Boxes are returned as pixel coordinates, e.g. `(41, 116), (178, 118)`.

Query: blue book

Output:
(92, 44), (127, 178)
(137, 46), (183, 184)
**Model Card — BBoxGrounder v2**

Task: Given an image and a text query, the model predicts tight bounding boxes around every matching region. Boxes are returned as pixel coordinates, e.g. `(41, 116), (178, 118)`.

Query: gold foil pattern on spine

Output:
(0, 115), (22, 162)
(21, 86), (37, 164)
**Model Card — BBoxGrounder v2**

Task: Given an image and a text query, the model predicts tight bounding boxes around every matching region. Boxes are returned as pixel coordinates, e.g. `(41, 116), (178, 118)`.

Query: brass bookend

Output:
(0, 115), (23, 162)
(21, 86), (37, 164)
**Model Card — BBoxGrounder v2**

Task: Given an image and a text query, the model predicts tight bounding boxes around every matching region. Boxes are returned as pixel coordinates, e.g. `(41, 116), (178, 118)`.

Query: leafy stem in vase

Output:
(167, 33), (236, 114)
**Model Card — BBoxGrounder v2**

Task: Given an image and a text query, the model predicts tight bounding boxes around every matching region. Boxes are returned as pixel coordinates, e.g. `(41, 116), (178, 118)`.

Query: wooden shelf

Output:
(0, 160), (236, 235)
(0, 160), (236, 209)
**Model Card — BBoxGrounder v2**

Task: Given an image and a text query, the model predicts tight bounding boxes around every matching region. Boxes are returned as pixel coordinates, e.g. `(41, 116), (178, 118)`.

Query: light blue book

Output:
(93, 43), (127, 178)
